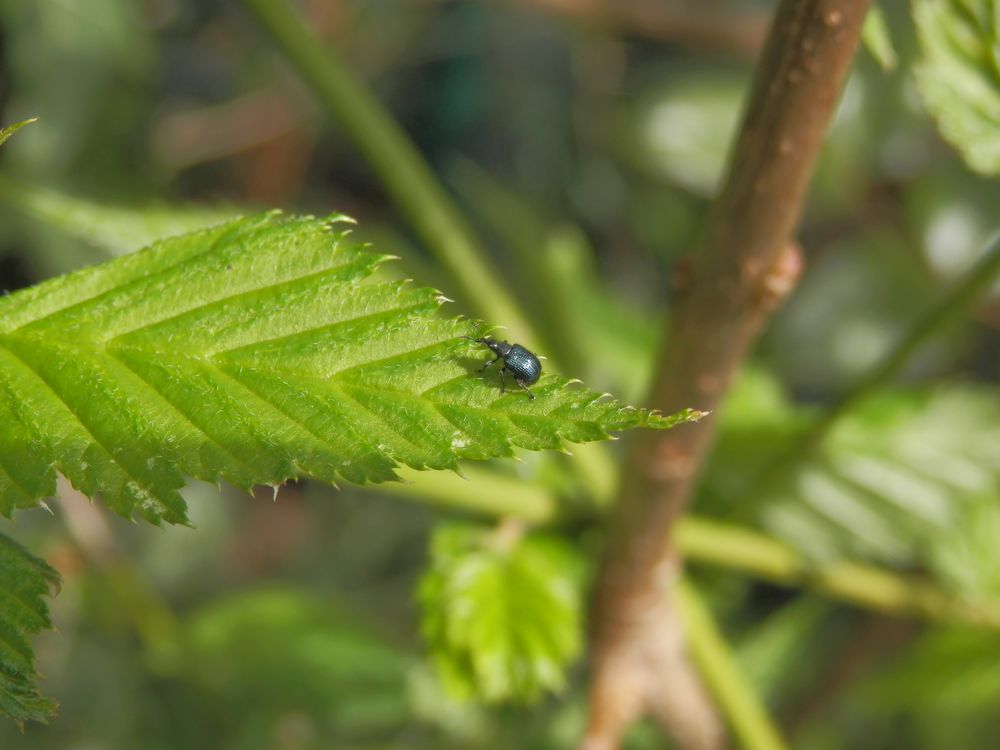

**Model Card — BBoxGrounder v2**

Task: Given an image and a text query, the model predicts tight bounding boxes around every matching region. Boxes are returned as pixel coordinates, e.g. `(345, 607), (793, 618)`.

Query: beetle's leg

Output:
(498, 367), (507, 394)
(515, 379), (535, 400)
(479, 355), (501, 373)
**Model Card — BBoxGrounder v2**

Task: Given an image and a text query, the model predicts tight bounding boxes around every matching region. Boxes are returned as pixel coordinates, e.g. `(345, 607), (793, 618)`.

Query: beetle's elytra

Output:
(464, 336), (541, 400)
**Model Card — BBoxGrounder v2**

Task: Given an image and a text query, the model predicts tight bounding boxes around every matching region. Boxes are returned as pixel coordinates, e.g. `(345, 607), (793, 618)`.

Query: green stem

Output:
(387, 465), (559, 523)
(237, 0), (538, 348)
(676, 578), (790, 750)
(675, 516), (1000, 629)
(386, 470), (1000, 629)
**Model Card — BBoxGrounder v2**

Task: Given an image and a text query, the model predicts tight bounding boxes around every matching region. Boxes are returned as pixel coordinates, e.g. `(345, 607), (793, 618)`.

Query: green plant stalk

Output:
(236, 0), (537, 348)
(676, 578), (790, 750)
(674, 516), (1000, 629)
(388, 465), (558, 522)
(387, 470), (1000, 629)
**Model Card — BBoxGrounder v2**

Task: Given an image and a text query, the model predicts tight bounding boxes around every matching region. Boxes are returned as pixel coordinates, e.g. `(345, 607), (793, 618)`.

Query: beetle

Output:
(464, 336), (541, 399)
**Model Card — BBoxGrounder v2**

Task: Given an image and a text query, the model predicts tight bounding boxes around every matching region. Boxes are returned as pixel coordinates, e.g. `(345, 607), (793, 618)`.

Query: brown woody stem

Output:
(585, 2), (872, 747)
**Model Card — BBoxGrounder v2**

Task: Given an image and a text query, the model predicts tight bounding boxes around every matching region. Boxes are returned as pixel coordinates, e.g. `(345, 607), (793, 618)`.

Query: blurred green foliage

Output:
(0, 0), (999, 747)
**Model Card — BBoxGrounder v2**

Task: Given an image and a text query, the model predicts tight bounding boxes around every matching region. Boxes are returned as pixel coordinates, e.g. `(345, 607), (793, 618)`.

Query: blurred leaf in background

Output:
(185, 588), (410, 746)
(913, 0), (1000, 175)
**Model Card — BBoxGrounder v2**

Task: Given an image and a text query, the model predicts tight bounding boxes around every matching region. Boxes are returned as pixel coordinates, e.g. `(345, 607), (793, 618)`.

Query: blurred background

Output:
(1, 0), (999, 748)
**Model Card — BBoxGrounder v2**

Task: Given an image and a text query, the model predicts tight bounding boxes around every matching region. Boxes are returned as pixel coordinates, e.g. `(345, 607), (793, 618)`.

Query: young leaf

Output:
(419, 523), (583, 703)
(914, 0), (1000, 174)
(0, 212), (699, 524)
(0, 532), (59, 725)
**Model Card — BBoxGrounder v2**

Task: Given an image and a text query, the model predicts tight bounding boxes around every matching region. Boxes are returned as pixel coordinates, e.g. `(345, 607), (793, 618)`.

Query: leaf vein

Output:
(0, 342), (167, 515)
(105, 254), (376, 344)
(107, 351), (267, 482)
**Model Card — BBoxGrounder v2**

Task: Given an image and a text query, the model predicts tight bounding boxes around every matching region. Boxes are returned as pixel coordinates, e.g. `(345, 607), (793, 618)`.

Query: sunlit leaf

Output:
(0, 212), (699, 524)
(419, 524), (583, 703)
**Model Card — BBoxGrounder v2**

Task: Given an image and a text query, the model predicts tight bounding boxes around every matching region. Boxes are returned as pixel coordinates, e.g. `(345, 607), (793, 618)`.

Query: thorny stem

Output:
(585, 2), (872, 748)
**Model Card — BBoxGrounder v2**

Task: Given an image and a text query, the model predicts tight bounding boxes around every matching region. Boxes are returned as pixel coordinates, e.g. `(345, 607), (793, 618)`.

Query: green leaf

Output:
(0, 532), (59, 726)
(0, 211), (697, 523)
(914, 0), (1000, 174)
(928, 492), (1000, 597)
(762, 386), (1000, 584)
(0, 118), (37, 149)
(419, 524), (583, 703)
(862, 6), (898, 71)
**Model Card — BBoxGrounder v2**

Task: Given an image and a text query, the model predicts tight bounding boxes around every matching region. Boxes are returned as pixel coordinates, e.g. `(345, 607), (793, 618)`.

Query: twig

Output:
(585, 2), (872, 747)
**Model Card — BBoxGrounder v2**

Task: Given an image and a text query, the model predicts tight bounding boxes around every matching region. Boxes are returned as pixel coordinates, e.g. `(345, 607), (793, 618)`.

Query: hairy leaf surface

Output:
(0, 212), (697, 524)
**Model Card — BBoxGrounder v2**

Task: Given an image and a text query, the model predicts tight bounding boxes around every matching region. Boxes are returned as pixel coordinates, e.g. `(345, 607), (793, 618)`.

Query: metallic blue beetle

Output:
(465, 336), (541, 399)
